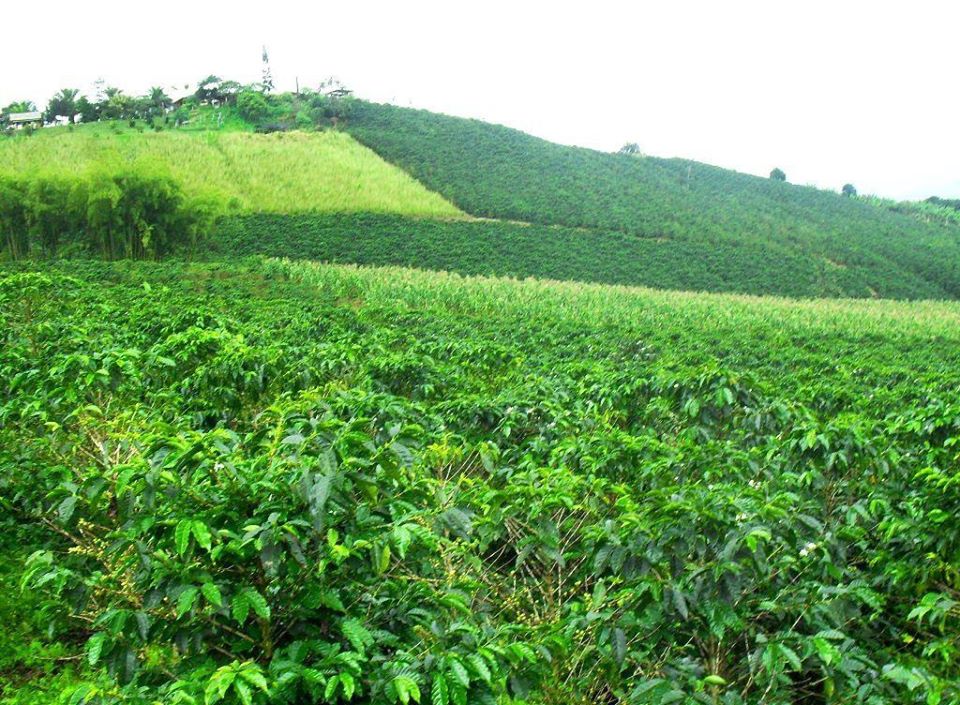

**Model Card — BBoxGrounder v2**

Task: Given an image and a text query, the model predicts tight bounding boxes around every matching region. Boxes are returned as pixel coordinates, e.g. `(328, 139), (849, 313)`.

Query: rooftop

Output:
(7, 111), (43, 123)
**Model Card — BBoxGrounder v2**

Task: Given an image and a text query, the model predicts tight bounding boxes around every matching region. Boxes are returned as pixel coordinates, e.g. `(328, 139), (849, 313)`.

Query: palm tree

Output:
(149, 87), (172, 112)
(45, 88), (81, 122)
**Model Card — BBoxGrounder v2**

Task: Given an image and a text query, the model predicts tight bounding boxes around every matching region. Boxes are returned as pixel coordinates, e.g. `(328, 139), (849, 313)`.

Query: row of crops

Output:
(214, 214), (952, 300)
(2, 258), (959, 704)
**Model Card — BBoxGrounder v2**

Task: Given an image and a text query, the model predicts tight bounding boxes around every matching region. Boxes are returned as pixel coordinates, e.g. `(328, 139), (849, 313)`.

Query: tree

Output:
(770, 168), (786, 182)
(195, 75), (223, 103)
(218, 80), (242, 105)
(148, 87), (172, 114)
(100, 90), (134, 120)
(236, 90), (270, 125)
(261, 46), (274, 94)
(44, 88), (81, 123)
(619, 142), (641, 156)
(76, 96), (98, 123)
(842, 183), (857, 197)
(3, 100), (37, 115)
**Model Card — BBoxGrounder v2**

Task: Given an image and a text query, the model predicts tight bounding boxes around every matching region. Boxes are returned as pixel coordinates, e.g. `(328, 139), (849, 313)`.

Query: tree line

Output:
(1, 67), (356, 133)
(0, 171), (212, 260)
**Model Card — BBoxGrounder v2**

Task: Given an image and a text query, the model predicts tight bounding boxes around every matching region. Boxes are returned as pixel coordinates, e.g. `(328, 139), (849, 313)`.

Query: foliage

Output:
(842, 183), (857, 197)
(345, 101), (960, 297)
(927, 196), (960, 212)
(213, 212), (957, 299)
(236, 91), (271, 126)
(2, 258), (960, 705)
(0, 172), (211, 259)
(45, 88), (81, 123)
(770, 167), (786, 181)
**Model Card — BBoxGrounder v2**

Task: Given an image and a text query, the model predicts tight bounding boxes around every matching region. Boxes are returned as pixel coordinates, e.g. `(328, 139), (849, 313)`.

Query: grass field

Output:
(3, 257), (959, 704)
(0, 123), (463, 217)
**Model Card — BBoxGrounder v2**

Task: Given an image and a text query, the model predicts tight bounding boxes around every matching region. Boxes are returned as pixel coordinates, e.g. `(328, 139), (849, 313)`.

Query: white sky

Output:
(2, 0), (958, 200)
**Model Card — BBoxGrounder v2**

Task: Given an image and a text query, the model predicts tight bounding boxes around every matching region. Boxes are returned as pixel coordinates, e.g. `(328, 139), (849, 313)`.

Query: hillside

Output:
(3, 258), (959, 704)
(3, 107), (960, 299)
(346, 101), (960, 298)
(0, 122), (463, 217)
(216, 213), (943, 299)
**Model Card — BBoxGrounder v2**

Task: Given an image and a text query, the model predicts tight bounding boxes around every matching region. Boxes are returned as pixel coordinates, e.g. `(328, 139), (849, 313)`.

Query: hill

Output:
(345, 101), (960, 298)
(0, 122), (462, 218)
(3, 258), (959, 704)
(3, 106), (960, 299)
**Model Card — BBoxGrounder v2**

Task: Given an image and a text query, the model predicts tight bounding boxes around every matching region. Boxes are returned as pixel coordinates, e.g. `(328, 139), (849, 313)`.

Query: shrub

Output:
(237, 90), (271, 125)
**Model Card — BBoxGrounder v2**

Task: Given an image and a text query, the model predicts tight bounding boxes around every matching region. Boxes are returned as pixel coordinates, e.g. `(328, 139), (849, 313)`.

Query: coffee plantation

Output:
(2, 259), (959, 704)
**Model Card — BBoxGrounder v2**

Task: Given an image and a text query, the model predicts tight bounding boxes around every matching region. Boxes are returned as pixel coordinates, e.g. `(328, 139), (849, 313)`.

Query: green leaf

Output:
(507, 643), (537, 663)
(317, 589), (346, 612)
(205, 666), (236, 705)
(431, 673), (448, 705)
(393, 675), (420, 704)
(780, 643), (803, 671)
(115, 466), (136, 496)
(232, 592), (250, 625)
(86, 633), (106, 665)
(377, 543), (392, 574)
(57, 495), (77, 523)
(341, 618), (372, 653)
(202, 582), (223, 607)
(238, 665), (269, 692)
(68, 684), (96, 705)
(449, 681), (467, 705)
(192, 520), (213, 551)
(175, 519), (192, 556)
(704, 675), (727, 686)
(177, 586), (199, 617)
(234, 679), (252, 705)
(324, 675), (340, 701)
(340, 671), (356, 700)
(447, 658), (470, 688)
(671, 588), (689, 620)
(243, 588), (270, 619)
(612, 627), (627, 664)
(467, 653), (491, 684)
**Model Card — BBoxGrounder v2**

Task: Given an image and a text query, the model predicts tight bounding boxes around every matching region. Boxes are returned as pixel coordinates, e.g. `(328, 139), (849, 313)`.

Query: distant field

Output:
(347, 101), (960, 298)
(0, 123), (463, 218)
(214, 213), (954, 299)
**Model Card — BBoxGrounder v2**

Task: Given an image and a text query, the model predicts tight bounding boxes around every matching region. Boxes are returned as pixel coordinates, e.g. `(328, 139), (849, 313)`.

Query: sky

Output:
(2, 0), (958, 201)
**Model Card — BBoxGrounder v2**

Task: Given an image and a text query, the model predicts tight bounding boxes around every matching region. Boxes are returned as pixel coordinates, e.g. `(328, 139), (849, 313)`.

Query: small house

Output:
(6, 111), (43, 129)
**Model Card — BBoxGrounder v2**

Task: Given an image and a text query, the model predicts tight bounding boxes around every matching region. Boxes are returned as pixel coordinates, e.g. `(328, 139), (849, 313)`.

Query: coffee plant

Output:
(2, 259), (959, 704)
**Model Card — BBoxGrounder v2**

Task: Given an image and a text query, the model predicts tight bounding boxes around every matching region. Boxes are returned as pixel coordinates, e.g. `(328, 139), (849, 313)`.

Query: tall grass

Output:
(275, 257), (960, 338)
(0, 125), (463, 218)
